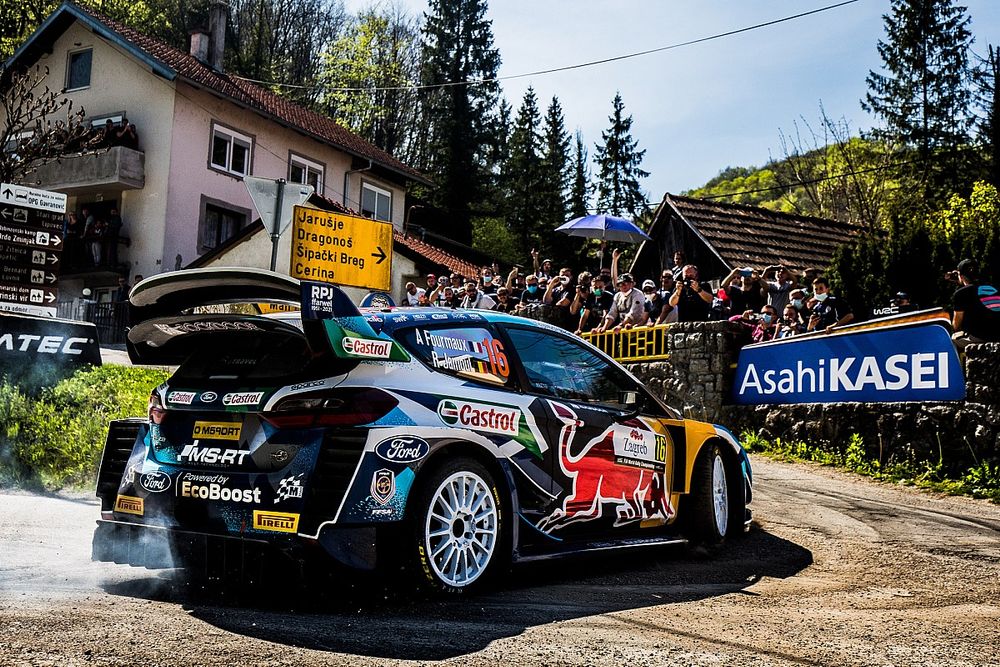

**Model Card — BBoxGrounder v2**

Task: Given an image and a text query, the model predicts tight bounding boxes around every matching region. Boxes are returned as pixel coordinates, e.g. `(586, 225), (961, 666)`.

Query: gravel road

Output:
(2, 457), (999, 667)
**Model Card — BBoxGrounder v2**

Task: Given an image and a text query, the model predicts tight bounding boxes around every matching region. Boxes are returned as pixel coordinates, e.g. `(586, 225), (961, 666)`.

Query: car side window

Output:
(504, 326), (634, 406)
(397, 325), (512, 387)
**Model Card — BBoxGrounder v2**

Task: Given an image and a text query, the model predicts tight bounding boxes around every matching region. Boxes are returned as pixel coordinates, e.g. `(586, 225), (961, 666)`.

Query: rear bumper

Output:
(93, 519), (379, 577)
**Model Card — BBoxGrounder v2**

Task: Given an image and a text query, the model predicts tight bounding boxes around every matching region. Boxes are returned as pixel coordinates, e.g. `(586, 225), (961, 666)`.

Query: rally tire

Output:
(408, 457), (508, 595)
(685, 442), (739, 545)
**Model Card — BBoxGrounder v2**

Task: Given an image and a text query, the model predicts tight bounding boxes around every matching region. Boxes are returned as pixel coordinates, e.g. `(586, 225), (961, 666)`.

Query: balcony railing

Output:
(56, 300), (128, 345)
(31, 146), (144, 195)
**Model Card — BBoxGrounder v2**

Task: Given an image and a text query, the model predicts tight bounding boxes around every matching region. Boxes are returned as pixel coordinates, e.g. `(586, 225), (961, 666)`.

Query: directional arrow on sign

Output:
(1, 188), (11, 198)
(371, 246), (387, 264)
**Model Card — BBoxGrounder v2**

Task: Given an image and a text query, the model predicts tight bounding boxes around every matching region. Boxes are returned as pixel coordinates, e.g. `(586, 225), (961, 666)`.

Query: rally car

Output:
(93, 268), (752, 593)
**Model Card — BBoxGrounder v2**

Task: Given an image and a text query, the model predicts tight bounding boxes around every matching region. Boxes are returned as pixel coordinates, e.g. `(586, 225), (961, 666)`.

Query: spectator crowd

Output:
(399, 247), (869, 342)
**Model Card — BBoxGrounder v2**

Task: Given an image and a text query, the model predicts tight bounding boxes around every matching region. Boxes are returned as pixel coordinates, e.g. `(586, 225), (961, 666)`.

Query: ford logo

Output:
(199, 391), (218, 402)
(375, 436), (430, 464)
(138, 470), (171, 493)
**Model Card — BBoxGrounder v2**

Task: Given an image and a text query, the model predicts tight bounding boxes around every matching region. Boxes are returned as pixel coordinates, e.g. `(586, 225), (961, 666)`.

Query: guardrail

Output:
(581, 325), (672, 363)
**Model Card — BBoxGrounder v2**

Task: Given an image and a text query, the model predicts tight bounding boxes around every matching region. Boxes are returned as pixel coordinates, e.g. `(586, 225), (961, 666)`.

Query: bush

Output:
(0, 365), (169, 489)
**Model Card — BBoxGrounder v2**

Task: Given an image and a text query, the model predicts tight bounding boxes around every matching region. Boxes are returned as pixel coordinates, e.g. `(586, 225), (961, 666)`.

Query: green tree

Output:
(417, 0), (501, 245)
(862, 0), (974, 200)
(973, 44), (1000, 189)
(539, 96), (570, 224)
(594, 92), (649, 219)
(568, 130), (591, 219)
(506, 87), (544, 258)
(317, 6), (420, 161)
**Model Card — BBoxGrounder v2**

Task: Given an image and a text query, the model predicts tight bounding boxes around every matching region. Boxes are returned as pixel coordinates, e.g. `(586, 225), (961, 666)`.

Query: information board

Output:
(290, 207), (392, 291)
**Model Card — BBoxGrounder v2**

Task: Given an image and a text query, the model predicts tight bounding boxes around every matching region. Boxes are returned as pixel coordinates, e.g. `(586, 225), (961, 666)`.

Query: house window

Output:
(66, 49), (92, 90)
(199, 202), (247, 251)
(361, 182), (392, 222)
(209, 124), (252, 177)
(289, 154), (324, 193)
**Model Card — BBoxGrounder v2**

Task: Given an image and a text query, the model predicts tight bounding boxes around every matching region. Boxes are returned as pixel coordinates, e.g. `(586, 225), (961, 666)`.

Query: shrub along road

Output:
(1, 457), (999, 666)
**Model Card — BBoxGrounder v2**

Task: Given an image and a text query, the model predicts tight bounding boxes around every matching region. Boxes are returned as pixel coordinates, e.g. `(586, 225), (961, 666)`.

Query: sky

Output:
(343, 0), (1000, 202)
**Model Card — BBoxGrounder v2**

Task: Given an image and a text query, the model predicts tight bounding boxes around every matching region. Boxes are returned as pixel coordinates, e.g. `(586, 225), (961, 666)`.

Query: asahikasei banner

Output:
(732, 323), (965, 405)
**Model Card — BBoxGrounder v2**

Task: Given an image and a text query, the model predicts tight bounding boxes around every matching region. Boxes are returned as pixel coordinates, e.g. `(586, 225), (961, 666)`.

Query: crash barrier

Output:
(581, 325), (672, 362)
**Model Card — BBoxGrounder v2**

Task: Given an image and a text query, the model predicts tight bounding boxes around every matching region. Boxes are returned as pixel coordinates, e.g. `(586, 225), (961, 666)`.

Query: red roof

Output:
(67, 3), (426, 184)
(393, 230), (481, 280)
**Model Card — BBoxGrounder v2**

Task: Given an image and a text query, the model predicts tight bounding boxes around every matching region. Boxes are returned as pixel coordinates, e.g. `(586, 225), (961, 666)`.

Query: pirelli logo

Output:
(252, 510), (299, 533)
(192, 421), (242, 441)
(114, 494), (144, 516)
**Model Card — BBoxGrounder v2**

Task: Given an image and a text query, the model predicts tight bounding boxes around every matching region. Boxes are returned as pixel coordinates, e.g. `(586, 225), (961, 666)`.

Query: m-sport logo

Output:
(437, 399), (521, 437)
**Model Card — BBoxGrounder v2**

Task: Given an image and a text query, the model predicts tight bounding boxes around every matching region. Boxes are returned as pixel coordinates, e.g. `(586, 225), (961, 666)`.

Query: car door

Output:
(500, 324), (677, 541)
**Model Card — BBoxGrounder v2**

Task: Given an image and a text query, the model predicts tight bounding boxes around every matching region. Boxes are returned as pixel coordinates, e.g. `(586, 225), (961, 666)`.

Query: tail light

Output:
(261, 388), (398, 428)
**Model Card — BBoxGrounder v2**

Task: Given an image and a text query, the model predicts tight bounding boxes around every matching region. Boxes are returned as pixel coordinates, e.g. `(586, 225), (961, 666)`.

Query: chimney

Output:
(189, 29), (209, 63)
(208, 0), (229, 72)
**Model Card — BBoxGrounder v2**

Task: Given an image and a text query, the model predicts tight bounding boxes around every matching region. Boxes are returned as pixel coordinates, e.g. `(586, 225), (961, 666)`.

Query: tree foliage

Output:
(417, 0), (502, 243)
(317, 6), (419, 161)
(505, 87), (545, 258)
(862, 0), (974, 199)
(594, 92), (648, 219)
(1, 65), (89, 185)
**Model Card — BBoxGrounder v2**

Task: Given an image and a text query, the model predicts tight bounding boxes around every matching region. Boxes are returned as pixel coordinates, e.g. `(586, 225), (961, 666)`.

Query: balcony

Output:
(32, 146), (145, 195)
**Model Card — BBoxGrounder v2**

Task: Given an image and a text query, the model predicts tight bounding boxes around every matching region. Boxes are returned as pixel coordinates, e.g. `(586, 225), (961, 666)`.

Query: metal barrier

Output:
(582, 325), (672, 362)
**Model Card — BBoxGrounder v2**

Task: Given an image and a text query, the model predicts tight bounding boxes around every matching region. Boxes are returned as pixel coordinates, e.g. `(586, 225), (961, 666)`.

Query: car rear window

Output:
(171, 332), (352, 382)
(396, 325), (513, 387)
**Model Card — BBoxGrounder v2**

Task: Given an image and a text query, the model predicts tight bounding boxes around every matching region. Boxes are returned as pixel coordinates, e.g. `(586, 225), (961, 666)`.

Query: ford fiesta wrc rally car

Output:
(93, 268), (753, 593)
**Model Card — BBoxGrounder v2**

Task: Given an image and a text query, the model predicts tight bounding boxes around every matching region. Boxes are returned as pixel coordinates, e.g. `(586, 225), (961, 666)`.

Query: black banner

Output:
(0, 311), (101, 388)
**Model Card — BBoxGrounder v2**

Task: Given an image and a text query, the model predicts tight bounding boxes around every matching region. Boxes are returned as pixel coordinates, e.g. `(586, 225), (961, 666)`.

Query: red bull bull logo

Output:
(537, 401), (672, 533)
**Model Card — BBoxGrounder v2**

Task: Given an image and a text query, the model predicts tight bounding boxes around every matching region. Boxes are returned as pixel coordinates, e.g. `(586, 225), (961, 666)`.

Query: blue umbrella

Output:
(555, 214), (651, 244)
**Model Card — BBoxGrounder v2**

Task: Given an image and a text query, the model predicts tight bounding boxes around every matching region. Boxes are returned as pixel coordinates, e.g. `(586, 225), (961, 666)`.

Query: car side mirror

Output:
(616, 390), (641, 421)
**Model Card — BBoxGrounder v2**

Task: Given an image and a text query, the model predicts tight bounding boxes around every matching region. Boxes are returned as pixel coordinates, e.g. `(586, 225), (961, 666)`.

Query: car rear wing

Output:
(125, 268), (407, 365)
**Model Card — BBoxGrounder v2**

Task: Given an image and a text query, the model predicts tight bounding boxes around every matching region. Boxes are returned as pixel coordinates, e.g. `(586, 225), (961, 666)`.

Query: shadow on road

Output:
(102, 526), (811, 660)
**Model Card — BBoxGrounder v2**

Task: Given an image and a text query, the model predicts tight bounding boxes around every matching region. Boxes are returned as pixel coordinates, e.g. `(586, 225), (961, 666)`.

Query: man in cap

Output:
(595, 272), (645, 332)
(950, 259), (1000, 350)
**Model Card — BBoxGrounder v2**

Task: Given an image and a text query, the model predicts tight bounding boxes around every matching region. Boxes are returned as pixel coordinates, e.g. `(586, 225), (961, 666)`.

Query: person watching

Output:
(806, 277), (854, 333)
(776, 303), (804, 338)
(722, 266), (766, 315)
(519, 274), (544, 305)
(729, 305), (780, 343)
(480, 267), (498, 295)
(668, 265), (713, 322)
(460, 281), (496, 310)
(494, 286), (519, 313)
(653, 271), (678, 325)
(639, 279), (660, 326)
(594, 273), (644, 332)
(949, 259), (1000, 350)
(671, 250), (686, 280)
(403, 281), (425, 306)
(762, 264), (796, 314)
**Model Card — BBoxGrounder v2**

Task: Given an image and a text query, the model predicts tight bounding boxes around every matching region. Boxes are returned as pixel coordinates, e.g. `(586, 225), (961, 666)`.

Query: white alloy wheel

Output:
(423, 470), (499, 589)
(712, 453), (729, 537)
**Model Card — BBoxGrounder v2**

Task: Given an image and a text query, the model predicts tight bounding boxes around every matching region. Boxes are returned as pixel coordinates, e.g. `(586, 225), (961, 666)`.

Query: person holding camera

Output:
(776, 303), (804, 338)
(729, 305), (781, 343)
(806, 277), (853, 333)
(949, 259), (1000, 350)
(668, 265), (713, 322)
(722, 265), (766, 315)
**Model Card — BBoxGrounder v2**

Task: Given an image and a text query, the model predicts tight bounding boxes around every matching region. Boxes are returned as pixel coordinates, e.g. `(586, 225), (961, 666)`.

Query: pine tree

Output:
(506, 87), (545, 258)
(594, 93), (649, 218)
(862, 0), (973, 198)
(568, 130), (592, 219)
(973, 45), (1000, 189)
(539, 96), (571, 232)
(418, 0), (501, 245)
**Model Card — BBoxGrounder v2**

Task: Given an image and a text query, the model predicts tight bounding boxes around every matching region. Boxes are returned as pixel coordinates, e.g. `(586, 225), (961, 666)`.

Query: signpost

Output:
(244, 177), (314, 271)
(0, 183), (66, 318)
(290, 206), (393, 291)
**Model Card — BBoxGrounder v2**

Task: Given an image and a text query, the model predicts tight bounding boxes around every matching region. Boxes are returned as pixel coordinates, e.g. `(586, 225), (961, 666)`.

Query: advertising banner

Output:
(0, 310), (101, 387)
(732, 321), (965, 405)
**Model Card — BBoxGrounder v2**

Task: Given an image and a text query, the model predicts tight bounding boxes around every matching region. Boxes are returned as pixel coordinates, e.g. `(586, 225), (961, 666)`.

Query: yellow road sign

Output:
(290, 207), (393, 291)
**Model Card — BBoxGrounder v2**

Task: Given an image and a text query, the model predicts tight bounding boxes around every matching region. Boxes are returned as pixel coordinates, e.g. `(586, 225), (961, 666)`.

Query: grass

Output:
(0, 365), (170, 490)
(741, 431), (1000, 503)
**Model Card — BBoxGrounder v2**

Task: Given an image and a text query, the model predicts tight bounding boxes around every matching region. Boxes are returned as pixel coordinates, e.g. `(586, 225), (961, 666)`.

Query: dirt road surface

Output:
(2, 457), (999, 667)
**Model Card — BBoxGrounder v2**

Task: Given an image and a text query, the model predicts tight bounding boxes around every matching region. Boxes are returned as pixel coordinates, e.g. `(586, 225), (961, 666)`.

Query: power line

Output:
(231, 0), (861, 93)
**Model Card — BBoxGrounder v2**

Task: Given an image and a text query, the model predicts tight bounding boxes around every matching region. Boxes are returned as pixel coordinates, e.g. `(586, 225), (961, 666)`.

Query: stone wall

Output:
(619, 320), (1000, 471)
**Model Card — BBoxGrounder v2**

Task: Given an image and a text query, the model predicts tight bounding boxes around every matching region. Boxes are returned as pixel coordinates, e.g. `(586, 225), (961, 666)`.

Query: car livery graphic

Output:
(92, 268), (752, 594)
